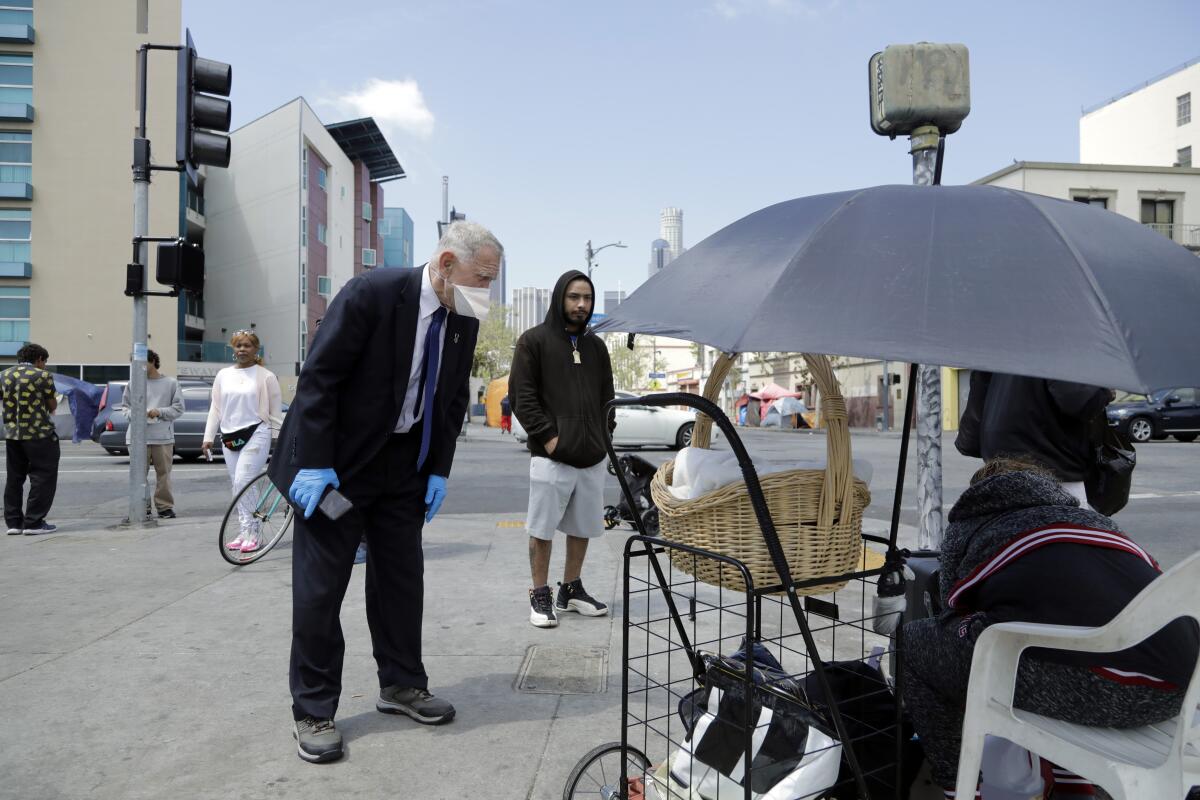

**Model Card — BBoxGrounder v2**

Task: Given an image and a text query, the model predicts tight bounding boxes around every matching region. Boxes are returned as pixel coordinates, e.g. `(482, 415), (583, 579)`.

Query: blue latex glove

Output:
(425, 475), (447, 523)
(290, 468), (340, 519)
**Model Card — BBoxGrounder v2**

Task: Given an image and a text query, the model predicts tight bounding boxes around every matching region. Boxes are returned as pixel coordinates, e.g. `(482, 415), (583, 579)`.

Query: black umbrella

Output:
(595, 184), (1200, 392)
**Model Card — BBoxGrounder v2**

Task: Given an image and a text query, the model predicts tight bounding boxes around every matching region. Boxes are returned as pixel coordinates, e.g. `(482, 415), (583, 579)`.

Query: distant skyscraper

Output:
(660, 207), (683, 259)
(489, 254), (507, 307)
(380, 208), (415, 268)
(511, 287), (551, 337)
(603, 290), (626, 315)
(648, 238), (672, 279)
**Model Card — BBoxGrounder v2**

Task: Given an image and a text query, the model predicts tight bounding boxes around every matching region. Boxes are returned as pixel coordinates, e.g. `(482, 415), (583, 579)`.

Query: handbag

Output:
(220, 422), (261, 452)
(1085, 415), (1135, 516)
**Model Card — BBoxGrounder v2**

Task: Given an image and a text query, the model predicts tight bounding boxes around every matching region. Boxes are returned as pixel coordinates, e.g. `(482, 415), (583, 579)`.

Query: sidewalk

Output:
(0, 509), (924, 800)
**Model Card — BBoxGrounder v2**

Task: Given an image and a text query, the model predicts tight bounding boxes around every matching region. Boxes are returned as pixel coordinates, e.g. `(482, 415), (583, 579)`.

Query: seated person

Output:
(900, 457), (1197, 799)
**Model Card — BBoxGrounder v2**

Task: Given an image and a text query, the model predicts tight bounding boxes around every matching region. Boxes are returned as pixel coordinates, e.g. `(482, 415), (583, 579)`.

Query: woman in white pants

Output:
(202, 331), (284, 553)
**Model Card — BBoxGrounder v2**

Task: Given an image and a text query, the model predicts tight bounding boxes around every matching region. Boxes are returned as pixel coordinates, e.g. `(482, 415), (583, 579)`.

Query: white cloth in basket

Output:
(668, 446), (872, 501)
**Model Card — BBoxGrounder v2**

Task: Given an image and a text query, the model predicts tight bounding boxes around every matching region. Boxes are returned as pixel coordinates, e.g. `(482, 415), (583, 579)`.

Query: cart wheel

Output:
(640, 507), (659, 537)
(604, 506), (620, 530)
(563, 742), (651, 800)
(606, 459), (619, 476)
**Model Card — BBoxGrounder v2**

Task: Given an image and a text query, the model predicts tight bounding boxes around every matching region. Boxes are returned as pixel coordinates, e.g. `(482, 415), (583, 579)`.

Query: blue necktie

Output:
(416, 307), (447, 471)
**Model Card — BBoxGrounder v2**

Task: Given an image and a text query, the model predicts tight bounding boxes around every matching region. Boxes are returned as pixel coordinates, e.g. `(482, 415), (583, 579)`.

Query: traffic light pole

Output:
(127, 45), (153, 527)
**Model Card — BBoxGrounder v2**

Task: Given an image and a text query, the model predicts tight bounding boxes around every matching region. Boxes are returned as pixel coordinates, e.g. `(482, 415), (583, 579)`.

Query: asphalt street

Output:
(35, 422), (1200, 566)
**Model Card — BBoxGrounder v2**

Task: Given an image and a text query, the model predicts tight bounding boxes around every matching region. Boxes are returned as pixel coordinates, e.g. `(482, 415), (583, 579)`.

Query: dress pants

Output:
(290, 430), (429, 722)
(4, 437), (60, 528)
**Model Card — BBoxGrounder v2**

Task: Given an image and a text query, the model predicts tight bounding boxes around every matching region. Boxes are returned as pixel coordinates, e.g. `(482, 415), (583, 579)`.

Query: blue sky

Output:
(185, 0), (1200, 301)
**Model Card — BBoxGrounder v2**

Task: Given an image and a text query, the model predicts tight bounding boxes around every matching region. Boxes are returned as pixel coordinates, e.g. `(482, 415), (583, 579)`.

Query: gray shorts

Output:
(525, 456), (606, 541)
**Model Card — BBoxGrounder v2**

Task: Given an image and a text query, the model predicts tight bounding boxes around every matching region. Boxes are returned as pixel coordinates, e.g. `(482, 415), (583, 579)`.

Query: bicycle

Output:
(218, 470), (294, 565)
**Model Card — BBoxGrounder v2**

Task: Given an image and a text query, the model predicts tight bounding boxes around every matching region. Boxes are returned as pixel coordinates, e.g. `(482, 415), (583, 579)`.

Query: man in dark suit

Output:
(270, 221), (502, 763)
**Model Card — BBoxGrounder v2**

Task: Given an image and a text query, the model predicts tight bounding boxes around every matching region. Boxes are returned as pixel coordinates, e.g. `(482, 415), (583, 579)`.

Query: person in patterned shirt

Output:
(2, 343), (59, 534)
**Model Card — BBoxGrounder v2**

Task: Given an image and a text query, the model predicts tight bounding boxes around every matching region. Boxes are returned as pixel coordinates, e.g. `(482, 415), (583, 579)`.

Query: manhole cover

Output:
(515, 645), (608, 694)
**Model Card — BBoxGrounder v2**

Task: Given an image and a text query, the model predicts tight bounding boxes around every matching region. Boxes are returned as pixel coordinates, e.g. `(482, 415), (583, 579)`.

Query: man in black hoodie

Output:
(509, 271), (615, 628)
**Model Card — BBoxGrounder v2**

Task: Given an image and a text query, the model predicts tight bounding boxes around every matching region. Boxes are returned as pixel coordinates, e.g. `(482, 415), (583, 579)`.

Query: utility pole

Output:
(869, 42), (970, 550)
(910, 126), (943, 550)
(585, 239), (626, 281)
(126, 32), (231, 525)
(129, 46), (152, 526)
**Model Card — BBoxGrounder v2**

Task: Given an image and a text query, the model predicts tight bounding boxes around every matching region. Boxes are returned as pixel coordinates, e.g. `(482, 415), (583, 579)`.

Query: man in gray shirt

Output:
(118, 350), (185, 518)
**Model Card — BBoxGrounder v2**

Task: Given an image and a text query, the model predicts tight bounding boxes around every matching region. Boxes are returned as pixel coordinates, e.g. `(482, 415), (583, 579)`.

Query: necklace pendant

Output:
(572, 351), (582, 365)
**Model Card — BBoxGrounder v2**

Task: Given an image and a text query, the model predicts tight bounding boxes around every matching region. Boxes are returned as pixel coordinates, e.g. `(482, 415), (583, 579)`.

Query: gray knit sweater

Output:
(118, 376), (185, 445)
(939, 471), (1122, 608)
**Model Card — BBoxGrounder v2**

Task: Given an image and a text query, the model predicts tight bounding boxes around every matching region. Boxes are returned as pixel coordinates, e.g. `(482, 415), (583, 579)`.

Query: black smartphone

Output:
(318, 488), (354, 521)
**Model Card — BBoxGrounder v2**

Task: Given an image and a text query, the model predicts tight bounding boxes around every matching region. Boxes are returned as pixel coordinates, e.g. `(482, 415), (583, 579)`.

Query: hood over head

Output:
(545, 270), (596, 330)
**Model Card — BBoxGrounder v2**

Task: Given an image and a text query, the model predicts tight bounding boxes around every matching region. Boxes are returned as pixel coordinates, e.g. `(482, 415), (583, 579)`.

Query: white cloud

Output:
(331, 78), (435, 140)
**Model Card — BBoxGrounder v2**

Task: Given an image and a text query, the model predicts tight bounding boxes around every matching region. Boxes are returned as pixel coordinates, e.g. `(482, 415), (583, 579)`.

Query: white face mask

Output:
(437, 263), (491, 321)
(450, 282), (492, 321)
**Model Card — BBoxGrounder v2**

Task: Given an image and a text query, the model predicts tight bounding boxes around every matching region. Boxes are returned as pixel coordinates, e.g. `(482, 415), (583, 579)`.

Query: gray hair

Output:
(433, 221), (504, 266)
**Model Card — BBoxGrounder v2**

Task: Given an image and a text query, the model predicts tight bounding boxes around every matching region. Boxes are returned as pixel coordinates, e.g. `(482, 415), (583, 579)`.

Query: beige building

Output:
(2, 0), (186, 381)
(1080, 59), (1198, 170)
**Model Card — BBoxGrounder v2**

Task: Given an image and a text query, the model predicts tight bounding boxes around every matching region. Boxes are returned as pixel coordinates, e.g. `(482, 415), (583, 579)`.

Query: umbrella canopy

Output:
(593, 185), (1200, 392)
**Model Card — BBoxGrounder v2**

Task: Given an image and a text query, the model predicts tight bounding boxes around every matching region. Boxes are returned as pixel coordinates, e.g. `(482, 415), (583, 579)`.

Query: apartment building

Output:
(200, 99), (401, 394)
(1, 0), (185, 380)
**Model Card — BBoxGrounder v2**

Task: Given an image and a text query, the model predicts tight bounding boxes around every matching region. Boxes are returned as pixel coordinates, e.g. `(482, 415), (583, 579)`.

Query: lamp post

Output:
(585, 239), (627, 280)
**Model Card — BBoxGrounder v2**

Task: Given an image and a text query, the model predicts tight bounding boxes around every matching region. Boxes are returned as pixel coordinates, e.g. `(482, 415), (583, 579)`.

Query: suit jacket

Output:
(269, 267), (477, 495)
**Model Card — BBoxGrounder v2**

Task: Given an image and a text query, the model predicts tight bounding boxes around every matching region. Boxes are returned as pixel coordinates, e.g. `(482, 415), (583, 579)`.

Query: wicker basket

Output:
(650, 353), (870, 595)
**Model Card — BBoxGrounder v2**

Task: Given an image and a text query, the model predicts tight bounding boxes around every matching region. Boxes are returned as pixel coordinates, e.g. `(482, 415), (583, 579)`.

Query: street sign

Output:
(590, 312), (608, 324)
(649, 371), (667, 379)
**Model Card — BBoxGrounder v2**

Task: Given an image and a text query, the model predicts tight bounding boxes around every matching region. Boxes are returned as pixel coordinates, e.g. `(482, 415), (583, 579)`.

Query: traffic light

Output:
(156, 240), (205, 294)
(176, 29), (232, 174)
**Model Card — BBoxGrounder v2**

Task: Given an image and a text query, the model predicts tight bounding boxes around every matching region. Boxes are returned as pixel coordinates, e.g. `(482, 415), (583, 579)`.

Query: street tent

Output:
(52, 376), (103, 443)
(484, 375), (510, 428)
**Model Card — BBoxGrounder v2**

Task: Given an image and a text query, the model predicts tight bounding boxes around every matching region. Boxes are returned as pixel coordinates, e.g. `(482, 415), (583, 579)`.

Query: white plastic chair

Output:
(955, 548), (1200, 800)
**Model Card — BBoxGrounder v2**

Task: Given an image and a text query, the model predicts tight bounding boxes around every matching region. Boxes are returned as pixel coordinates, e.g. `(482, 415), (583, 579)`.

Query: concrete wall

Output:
(1081, 62), (1198, 167)
(20, 0), (181, 374)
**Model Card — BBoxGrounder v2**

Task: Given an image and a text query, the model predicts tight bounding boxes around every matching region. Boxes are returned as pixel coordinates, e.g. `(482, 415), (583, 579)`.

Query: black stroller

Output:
(603, 454), (660, 536)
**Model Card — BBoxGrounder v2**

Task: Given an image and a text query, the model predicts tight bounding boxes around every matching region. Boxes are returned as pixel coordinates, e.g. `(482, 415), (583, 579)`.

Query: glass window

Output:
(1170, 388), (1197, 404)
(362, 202), (372, 222)
(182, 389), (210, 412)
(316, 223), (326, 244)
(301, 149), (307, 190)
(0, 131), (29, 183)
(300, 206), (306, 242)
(1141, 198), (1175, 225)
(299, 320), (307, 361)
(1073, 196), (1107, 209)
(300, 271), (307, 304)
(317, 167), (326, 190)
(0, 284), (29, 342)
(0, 54), (31, 106)
(0, 207), (29, 262)
(362, 248), (376, 266)
(0, 2), (32, 26)
(1179, 93), (1192, 127)
(317, 275), (331, 296)
(1178, 146), (1192, 169)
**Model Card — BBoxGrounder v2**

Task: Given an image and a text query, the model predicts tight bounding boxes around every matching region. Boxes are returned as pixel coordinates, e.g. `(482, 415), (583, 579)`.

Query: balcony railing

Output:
(1144, 222), (1200, 248)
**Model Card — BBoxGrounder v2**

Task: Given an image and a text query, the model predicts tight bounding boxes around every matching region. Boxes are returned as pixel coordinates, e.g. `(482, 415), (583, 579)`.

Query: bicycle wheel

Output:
(219, 471), (294, 566)
(563, 742), (651, 800)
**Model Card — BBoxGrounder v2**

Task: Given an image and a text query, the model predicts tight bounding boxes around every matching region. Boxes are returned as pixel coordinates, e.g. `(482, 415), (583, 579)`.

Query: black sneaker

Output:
(23, 522), (57, 535)
(6, 526), (21, 535)
(377, 686), (455, 725)
(529, 585), (558, 628)
(158, 509), (176, 519)
(555, 579), (608, 616)
(293, 716), (343, 763)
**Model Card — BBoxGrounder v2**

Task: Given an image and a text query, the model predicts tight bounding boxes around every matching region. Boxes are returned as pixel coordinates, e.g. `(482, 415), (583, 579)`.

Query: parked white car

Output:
(511, 391), (697, 450)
